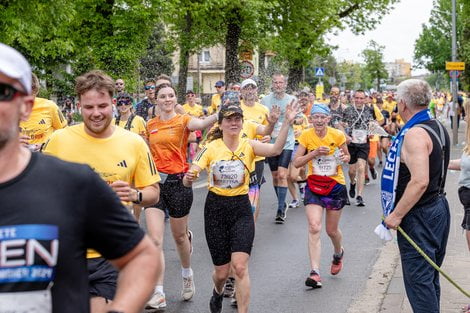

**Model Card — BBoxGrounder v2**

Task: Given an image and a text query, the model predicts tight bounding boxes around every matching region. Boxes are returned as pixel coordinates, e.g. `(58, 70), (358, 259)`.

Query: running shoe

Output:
(349, 183), (356, 198)
(370, 167), (377, 180)
(182, 275), (195, 300)
(223, 277), (235, 297)
(305, 270), (322, 288)
(146, 291), (167, 309)
(331, 248), (344, 275)
(364, 176), (370, 185)
(209, 288), (224, 313)
(288, 199), (300, 208)
(275, 213), (285, 224)
(187, 229), (193, 255)
(356, 196), (365, 207)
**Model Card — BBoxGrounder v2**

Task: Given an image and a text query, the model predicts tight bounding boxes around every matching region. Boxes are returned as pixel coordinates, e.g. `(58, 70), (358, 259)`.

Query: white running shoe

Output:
(146, 291), (167, 309)
(182, 275), (195, 301)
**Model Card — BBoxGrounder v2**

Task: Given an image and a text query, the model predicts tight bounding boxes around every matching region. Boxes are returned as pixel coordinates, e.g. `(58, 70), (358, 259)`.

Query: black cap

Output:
(218, 104), (243, 121)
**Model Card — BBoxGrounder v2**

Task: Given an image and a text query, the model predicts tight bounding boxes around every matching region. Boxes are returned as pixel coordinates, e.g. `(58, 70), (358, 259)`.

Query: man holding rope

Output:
(382, 79), (450, 313)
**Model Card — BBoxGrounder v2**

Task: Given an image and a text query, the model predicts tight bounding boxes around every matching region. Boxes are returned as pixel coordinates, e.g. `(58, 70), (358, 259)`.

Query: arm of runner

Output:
(256, 105), (280, 136)
(187, 113), (218, 131)
(250, 101), (297, 157)
(384, 127), (431, 229)
(448, 159), (461, 170)
(183, 164), (202, 187)
(293, 144), (329, 168)
(108, 236), (159, 313)
(338, 142), (350, 163)
(110, 181), (159, 206)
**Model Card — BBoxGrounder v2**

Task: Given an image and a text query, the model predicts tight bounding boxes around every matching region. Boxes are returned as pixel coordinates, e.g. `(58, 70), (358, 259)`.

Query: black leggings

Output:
(204, 191), (255, 266)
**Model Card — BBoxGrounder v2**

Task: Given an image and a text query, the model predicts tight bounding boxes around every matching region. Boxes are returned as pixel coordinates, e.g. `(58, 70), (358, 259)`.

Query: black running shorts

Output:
(204, 191), (255, 266)
(88, 257), (118, 300)
(151, 173), (193, 218)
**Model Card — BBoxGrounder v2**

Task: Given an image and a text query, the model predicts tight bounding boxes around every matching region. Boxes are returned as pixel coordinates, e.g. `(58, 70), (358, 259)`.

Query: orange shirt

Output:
(147, 114), (192, 174)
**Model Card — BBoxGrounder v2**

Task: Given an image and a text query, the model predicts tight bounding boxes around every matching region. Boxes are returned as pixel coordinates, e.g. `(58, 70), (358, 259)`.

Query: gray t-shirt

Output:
(261, 92), (296, 150)
(458, 152), (470, 188)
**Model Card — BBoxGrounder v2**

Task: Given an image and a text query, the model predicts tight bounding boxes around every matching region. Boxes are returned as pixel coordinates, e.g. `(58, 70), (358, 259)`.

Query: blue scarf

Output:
(375, 109), (433, 240)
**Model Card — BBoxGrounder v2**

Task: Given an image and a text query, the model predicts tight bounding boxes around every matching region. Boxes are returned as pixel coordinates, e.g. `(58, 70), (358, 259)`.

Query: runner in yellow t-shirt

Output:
(43, 70), (160, 313)
(183, 102), (297, 313)
(19, 73), (67, 150)
(293, 104), (350, 289)
(114, 92), (147, 139)
(209, 80), (225, 113)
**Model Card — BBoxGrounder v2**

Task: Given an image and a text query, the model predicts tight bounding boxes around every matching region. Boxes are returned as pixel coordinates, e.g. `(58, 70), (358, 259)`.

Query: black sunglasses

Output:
(117, 99), (131, 106)
(0, 83), (25, 101)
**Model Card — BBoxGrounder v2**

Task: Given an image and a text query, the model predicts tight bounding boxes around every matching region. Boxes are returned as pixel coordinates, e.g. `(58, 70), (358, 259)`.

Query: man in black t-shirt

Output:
(0, 43), (158, 313)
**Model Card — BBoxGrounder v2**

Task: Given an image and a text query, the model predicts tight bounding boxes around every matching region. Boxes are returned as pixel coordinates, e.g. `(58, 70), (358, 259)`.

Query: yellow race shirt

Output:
(115, 115), (147, 138)
(183, 103), (204, 117)
(370, 105), (385, 142)
(293, 113), (309, 138)
(297, 127), (346, 185)
(20, 97), (67, 145)
(43, 124), (160, 258)
(383, 100), (396, 114)
(241, 101), (270, 162)
(194, 138), (255, 196)
(210, 93), (222, 113)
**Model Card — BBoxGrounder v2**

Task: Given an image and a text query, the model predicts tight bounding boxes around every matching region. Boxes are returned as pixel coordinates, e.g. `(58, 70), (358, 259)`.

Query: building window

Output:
(199, 50), (211, 63)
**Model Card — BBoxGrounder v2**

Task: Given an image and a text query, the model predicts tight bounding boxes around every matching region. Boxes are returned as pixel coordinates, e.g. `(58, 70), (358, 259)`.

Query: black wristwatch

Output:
(132, 189), (143, 204)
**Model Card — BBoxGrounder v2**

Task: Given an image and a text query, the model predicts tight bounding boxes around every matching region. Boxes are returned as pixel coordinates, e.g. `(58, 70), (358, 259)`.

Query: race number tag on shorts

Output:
(313, 155), (338, 176)
(210, 160), (245, 189)
(352, 129), (368, 144)
(0, 289), (52, 313)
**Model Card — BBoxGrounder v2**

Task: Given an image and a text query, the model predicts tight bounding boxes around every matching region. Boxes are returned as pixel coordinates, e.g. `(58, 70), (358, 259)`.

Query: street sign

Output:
(446, 61), (465, 71)
(314, 67), (325, 77)
(328, 77), (337, 85)
(449, 70), (461, 78)
(240, 60), (254, 79)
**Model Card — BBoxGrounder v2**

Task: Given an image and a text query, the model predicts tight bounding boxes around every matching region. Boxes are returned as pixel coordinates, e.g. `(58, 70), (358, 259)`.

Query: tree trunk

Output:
(224, 8), (242, 85)
(177, 11), (193, 104)
(258, 49), (266, 94)
(287, 60), (303, 93)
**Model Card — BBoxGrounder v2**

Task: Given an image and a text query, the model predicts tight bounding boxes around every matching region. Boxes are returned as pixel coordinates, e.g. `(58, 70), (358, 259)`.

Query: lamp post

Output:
(451, 0), (458, 146)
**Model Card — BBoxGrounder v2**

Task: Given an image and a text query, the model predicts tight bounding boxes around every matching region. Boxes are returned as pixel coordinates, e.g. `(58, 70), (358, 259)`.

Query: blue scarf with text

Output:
(375, 109), (433, 240)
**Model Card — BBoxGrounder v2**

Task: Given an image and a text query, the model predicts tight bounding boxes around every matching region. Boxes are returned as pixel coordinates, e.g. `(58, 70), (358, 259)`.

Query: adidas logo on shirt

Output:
(117, 160), (128, 168)
(39, 119), (46, 125)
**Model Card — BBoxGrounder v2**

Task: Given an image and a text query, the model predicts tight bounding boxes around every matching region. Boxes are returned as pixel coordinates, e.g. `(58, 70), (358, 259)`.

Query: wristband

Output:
(132, 190), (143, 204)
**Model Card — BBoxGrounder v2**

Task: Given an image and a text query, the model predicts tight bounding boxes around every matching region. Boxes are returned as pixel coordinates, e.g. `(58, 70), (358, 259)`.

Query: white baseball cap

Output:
(0, 43), (32, 95)
(241, 78), (257, 89)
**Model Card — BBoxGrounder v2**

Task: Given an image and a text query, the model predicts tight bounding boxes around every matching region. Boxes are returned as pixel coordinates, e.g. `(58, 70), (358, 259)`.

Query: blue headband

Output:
(310, 104), (331, 115)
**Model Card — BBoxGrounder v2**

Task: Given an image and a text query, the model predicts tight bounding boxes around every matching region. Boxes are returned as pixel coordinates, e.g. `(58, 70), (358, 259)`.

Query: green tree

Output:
(140, 25), (175, 82)
(270, 0), (399, 91)
(336, 60), (364, 90)
(361, 40), (388, 91)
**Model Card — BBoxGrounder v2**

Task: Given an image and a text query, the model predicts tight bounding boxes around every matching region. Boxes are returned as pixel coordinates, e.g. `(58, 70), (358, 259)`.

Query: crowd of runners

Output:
(2, 42), (470, 313)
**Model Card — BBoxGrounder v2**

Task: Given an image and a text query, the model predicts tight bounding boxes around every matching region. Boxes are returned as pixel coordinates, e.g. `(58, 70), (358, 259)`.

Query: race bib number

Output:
(352, 129), (368, 144)
(0, 289), (52, 313)
(313, 155), (338, 176)
(210, 160), (245, 189)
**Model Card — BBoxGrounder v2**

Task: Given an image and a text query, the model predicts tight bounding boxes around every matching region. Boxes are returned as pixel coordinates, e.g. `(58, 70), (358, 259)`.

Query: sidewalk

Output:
(380, 123), (470, 313)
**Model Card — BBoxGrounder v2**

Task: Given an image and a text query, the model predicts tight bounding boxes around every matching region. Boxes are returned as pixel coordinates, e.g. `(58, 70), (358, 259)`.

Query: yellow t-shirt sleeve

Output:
(42, 130), (61, 155)
(134, 139), (161, 188)
(51, 103), (68, 130)
(193, 145), (210, 171)
(134, 116), (148, 138)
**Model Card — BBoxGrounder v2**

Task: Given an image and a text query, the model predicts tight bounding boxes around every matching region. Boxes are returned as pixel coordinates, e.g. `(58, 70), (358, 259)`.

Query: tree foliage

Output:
(361, 40), (388, 91)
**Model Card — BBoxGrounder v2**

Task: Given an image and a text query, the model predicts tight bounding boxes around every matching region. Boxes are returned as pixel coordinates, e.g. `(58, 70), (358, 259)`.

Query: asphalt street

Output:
(142, 164), (386, 313)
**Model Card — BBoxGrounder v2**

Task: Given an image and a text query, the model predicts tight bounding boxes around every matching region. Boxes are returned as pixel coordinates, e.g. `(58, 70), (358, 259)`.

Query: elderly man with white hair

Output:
(383, 79), (451, 313)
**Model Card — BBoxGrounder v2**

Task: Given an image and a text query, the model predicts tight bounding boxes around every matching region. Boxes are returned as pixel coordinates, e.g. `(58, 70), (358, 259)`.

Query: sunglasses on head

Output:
(117, 98), (131, 106)
(144, 85), (156, 90)
(0, 83), (25, 101)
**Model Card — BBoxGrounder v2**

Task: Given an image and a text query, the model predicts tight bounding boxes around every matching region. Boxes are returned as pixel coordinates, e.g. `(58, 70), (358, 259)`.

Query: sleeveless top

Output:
(395, 119), (450, 207)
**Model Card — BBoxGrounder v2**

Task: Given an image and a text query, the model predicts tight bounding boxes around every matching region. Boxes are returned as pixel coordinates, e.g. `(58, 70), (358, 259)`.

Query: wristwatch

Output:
(132, 189), (143, 204)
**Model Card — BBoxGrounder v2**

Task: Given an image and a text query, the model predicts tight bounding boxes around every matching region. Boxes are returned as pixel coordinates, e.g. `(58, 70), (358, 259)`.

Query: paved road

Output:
(142, 165), (386, 313)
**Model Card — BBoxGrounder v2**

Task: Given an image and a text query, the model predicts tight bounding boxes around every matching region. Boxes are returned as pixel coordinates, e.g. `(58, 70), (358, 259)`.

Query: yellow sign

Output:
(240, 50), (253, 61)
(315, 83), (324, 100)
(446, 61), (465, 71)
